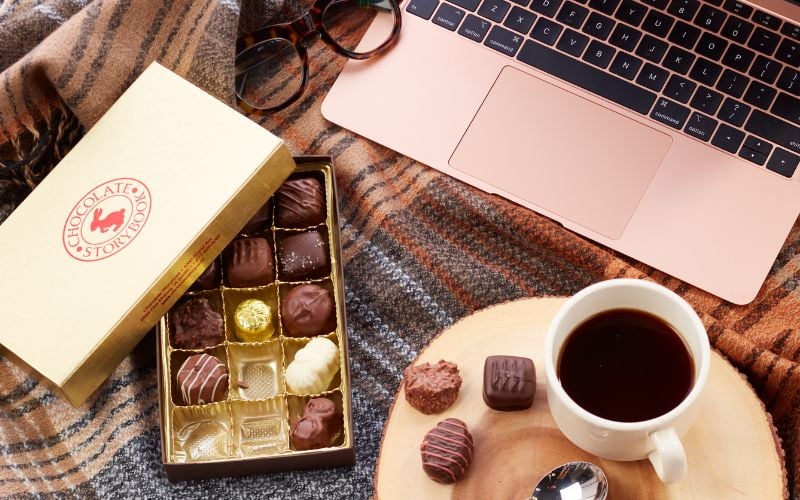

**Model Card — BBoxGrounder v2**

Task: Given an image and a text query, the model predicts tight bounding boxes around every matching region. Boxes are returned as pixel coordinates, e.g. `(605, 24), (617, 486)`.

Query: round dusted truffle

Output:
(176, 353), (229, 405)
(403, 360), (462, 414)
(281, 284), (336, 337)
(275, 178), (325, 228)
(170, 297), (224, 349)
(420, 418), (474, 484)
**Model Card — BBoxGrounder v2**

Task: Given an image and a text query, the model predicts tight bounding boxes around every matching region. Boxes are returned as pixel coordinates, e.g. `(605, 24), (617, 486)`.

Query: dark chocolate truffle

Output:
(277, 230), (330, 281)
(224, 237), (275, 287)
(170, 297), (224, 349)
(176, 353), (228, 405)
(189, 260), (219, 291)
(291, 397), (344, 450)
(483, 355), (536, 411)
(241, 198), (273, 234)
(403, 360), (462, 414)
(275, 178), (326, 228)
(281, 284), (336, 337)
(420, 418), (474, 484)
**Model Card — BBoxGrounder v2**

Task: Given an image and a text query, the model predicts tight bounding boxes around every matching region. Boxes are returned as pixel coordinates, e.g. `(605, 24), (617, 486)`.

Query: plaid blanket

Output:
(0, 0), (798, 497)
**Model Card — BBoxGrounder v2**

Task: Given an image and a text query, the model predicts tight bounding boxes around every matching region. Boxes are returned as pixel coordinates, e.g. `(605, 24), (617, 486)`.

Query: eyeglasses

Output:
(235, 0), (402, 114)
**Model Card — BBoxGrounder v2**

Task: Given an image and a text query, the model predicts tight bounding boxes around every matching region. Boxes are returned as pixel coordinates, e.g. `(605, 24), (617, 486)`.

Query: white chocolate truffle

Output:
(285, 337), (340, 394)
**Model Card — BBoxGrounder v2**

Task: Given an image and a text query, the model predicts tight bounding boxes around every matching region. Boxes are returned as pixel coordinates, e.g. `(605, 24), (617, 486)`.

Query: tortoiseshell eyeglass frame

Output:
(235, 0), (403, 114)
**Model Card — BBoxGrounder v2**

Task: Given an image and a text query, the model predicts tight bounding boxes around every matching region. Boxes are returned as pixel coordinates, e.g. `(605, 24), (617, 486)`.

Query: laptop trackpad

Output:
(449, 66), (672, 240)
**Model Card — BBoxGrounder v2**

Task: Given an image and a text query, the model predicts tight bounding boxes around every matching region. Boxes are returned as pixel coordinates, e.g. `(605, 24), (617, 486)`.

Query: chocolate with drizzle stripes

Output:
(177, 353), (229, 406)
(420, 418), (474, 484)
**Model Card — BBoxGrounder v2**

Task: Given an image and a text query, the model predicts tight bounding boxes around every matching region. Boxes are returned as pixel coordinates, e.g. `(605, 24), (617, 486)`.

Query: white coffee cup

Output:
(544, 279), (710, 483)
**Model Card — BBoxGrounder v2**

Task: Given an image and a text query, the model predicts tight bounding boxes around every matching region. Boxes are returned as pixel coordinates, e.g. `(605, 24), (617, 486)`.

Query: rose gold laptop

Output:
(322, 0), (800, 304)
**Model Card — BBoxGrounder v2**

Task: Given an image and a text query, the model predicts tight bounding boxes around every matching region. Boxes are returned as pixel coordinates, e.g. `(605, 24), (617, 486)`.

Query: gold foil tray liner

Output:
(287, 390), (345, 452)
(282, 333), (342, 396)
(228, 340), (284, 401)
(172, 402), (232, 463)
(231, 398), (289, 457)
(223, 284), (281, 343)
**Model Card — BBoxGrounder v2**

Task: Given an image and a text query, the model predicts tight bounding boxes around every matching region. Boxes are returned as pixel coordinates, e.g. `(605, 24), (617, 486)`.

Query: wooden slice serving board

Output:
(375, 298), (786, 499)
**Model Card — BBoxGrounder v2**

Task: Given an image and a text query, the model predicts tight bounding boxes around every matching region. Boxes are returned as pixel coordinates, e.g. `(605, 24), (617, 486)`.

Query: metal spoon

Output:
(528, 461), (609, 500)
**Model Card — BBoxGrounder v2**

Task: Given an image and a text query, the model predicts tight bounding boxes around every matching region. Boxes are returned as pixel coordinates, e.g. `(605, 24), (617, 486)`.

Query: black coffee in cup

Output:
(558, 309), (694, 422)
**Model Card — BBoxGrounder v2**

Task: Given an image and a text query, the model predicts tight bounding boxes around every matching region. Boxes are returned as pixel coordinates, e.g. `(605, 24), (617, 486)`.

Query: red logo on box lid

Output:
(62, 178), (152, 261)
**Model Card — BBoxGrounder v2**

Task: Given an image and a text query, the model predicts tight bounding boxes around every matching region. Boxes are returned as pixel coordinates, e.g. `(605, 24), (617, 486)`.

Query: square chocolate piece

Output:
(224, 237), (275, 287)
(482, 355), (535, 411)
(278, 230), (331, 281)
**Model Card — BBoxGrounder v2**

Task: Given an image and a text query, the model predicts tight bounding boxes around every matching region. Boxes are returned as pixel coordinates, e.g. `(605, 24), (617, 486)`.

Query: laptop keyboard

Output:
(406, 0), (800, 177)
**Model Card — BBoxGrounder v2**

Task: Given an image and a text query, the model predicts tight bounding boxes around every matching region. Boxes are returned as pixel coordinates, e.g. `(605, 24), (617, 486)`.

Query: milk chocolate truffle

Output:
(176, 353), (228, 405)
(482, 355), (536, 411)
(291, 397), (344, 451)
(403, 360), (462, 414)
(189, 260), (219, 291)
(241, 198), (273, 234)
(276, 178), (326, 228)
(224, 237), (275, 287)
(420, 418), (474, 484)
(282, 284), (336, 337)
(234, 299), (275, 342)
(170, 297), (224, 349)
(278, 230), (330, 281)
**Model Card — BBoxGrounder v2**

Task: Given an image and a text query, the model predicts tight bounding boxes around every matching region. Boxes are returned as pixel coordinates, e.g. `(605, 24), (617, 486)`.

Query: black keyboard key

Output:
(749, 55), (781, 83)
(767, 148), (800, 177)
(721, 44), (754, 72)
(609, 23), (641, 51)
(743, 135), (773, 155)
(665, 74), (696, 102)
(609, 51), (644, 79)
(668, 21), (701, 49)
(642, 10), (674, 36)
(505, 6), (537, 33)
(777, 67), (799, 96)
(685, 111), (718, 140)
(640, 0), (668, 10)
(557, 28), (590, 56)
(690, 57), (722, 85)
(745, 110), (800, 154)
(583, 40), (616, 67)
(478, 0), (511, 21)
(484, 25), (525, 55)
(775, 39), (799, 67)
(722, 0), (752, 19)
(557, 1), (589, 28)
(615, 0), (648, 26)
(664, 45), (695, 74)
(705, 0), (722, 6)
(743, 81), (777, 109)
(588, 0), (620, 15)
(517, 39), (658, 113)
(459, 14), (492, 41)
(720, 15), (753, 44)
(716, 69), (749, 97)
(696, 32), (728, 60)
(739, 146), (768, 165)
(712, 123), (745, 152)
(406, 0), (439, 19)
(434, 3), (467, 30)
(531, 17), (563, 44)
(718, 97), (751, 126)
(691, 85), (724, 113)
(783, 22), (800, 41)
(583, 12), (616, 39)
(530, 0), (562, 16)
(752, 10), (781, 30)
(451, 0), (482, 11)
(667, 0), (698, 21)
(694, 4), (726, 33)
(636, 34), (668, 62)
(773, 92), (800, 125)
(748, 27), (781, 55)
(637, 63), (670, 91)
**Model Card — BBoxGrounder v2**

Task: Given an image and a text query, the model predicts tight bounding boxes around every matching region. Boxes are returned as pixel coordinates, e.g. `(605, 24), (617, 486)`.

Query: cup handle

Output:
(648, 427), (687, 483)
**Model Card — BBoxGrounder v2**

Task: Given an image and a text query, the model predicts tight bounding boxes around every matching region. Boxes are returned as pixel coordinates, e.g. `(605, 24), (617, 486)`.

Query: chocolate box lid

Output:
(0, 63), (296, 406)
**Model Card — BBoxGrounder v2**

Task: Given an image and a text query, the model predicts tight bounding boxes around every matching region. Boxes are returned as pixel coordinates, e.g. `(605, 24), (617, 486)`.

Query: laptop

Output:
(322, 0), (800, 304)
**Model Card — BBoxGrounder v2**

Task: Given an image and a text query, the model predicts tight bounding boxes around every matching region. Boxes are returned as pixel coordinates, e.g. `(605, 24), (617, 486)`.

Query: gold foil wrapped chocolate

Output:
(234, 299), (274, 342)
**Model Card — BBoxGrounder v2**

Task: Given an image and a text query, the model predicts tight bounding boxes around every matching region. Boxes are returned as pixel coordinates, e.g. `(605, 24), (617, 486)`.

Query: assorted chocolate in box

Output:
(157, 159), (355, 480)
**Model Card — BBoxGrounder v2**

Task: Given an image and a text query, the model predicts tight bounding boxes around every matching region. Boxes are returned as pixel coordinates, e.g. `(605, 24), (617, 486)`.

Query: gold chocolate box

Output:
(0, 63), (295, 406)
(157, 159), (355, 480)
